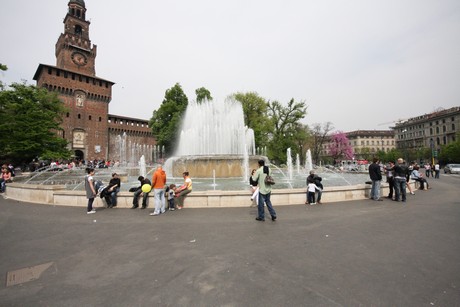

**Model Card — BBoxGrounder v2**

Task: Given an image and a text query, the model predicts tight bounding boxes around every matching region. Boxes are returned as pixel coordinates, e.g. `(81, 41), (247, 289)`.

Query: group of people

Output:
(370, 158), (432, 203)
(84, 165), (193, 215)
(423, 162), (440, 178)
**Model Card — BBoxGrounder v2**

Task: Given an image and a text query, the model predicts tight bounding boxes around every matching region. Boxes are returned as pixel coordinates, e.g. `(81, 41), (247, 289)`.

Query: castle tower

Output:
(34, 0), (115, 162)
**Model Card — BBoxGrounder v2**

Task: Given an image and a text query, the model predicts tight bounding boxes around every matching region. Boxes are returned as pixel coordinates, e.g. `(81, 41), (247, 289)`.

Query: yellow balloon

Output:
(141, 184), (151, 193)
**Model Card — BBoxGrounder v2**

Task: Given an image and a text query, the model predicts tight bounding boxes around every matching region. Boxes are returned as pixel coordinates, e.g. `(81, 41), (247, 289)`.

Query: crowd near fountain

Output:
(13, 97), (369, 192)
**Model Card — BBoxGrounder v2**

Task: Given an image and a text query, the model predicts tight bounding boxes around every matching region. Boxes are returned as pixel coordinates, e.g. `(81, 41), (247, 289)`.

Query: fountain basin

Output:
(4, 181), (400, 208)
(165, 155), (265, 178)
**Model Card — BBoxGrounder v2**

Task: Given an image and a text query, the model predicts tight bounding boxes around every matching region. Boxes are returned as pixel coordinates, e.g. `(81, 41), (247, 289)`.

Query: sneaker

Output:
(87, 210), (96, 214)
(170, 208), (175, 211)
(149, 212), (160, 216)
(310, 202), (316, 205)
(410, 192), (415, 195)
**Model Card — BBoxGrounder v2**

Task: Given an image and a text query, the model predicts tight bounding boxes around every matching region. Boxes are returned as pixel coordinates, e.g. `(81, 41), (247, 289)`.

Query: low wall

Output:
(4, 182), (405, 208)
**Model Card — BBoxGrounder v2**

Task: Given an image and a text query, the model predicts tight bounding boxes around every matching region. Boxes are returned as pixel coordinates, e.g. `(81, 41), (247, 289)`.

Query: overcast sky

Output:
(1, 0), (459, 132)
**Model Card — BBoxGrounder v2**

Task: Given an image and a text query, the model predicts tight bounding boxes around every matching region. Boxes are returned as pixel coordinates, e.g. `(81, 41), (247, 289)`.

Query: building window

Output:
(48, 67), (52, 74)
(99, 117), (102, 122)
(78, 114), (81, 119)
(443, 126), (446, 132)
(436, 137), (440, 145)
(66, 112), (70, 117)
(56, 70), (60, 77)
(72, 74), (75, 80)
(443, 136), (447, 145)
(452, 123), (455, 131)
(89, 115), (92, 120)
(442, 119), (446, 123)
(436, 127), (439, 133)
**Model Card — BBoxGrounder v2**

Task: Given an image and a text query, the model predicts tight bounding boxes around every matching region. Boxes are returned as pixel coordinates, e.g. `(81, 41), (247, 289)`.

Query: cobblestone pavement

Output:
(0, 175), (459, 306)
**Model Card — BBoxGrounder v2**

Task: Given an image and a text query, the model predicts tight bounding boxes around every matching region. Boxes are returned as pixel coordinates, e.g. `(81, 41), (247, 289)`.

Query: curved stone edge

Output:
(2, 182), (412, 208)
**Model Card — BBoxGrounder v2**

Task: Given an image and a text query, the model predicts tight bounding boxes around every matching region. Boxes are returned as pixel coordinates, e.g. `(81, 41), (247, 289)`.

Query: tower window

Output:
(75, 25), (82, 35)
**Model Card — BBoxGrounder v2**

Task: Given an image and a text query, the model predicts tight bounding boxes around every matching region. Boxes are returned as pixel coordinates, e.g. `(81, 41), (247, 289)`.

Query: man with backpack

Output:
(251, 159), (277, 222)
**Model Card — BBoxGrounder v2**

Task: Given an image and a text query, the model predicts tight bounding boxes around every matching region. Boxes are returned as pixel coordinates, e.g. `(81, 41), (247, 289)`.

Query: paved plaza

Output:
(0, 175), (459, 306)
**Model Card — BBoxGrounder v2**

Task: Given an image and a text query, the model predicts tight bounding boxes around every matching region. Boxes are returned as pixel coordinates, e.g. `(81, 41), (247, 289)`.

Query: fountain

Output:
(165, 98), (262, 178)
(305, 149), (313, 173)
(286, 148), (293, 180)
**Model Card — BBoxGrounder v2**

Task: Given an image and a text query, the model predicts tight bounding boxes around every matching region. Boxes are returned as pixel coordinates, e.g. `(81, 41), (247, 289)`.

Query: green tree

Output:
(267, 98), (308, 164)
(195, 87), (212, 103)
(231, 92), (272, 150)
(0, 82), (71, 164)
(149, 83), (189, 156)
(439, 134), (460, 164)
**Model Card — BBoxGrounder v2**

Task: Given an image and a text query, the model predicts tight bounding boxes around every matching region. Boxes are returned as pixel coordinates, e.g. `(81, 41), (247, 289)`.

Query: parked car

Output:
(444, 164), (460, 174)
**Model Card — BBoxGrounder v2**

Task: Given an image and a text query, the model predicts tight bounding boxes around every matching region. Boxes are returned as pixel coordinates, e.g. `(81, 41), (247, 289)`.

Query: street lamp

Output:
(430, 138), (434, 165)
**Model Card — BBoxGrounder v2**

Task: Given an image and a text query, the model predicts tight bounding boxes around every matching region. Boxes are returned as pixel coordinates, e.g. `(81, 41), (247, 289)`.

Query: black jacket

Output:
(368, 163), (382, 181)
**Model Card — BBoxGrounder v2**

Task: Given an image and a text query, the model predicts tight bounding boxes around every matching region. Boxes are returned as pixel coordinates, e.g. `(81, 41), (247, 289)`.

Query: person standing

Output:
(84, 168), (97, 214)
(306, 170), (323, 204)
(424, 163), (431, 178)
(131, 176), (151, 209)
(251, 159), (277, 221)
(150, 165), (167, 216)
(385, 161), (395, 199)
(434, 163), (440, 179)
(175, 171), (192, 210)
(368, 158), (383, 201)
(393, 158), (409, 203)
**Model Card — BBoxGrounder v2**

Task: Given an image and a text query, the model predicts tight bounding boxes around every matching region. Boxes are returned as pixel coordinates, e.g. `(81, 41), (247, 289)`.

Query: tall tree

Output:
(328, 131), (354, 163)
(195, 87), (212, 103)
(0, 82), (71, 164)
(309, 122), (334, 164)
(149, 83), (189, 156)
(267, 98), (308, 164)
(231, 92), (271, 150)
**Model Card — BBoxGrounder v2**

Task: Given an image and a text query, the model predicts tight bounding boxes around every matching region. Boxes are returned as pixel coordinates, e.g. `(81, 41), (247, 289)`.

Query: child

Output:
(167, 184), (176, 211)
(84, 168), (97, 214)
(249, 169), (259, 206)
(306, 179), (322, 205)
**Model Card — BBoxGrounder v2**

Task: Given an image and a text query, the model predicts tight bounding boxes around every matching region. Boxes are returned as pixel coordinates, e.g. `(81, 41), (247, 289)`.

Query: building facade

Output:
(392, 106), (460, 160)
(346, 130), (395, 158)
(33, 0), (156, 164)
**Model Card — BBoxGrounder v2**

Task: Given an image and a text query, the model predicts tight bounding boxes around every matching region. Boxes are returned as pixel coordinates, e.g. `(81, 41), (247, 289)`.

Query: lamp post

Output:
(430, 138), (434, 165)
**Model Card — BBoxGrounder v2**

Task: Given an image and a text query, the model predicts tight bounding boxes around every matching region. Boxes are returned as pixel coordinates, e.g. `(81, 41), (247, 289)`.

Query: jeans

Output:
(153, 188), (166, 214)
(257, 192), (276, 220)
(110, 187), (120, 206)
(87, 198), (95, 212)
(307, 191), (316, 204)
(394, 178), (407, 201)
(370, 180), (381, 200)
(387, 177), (394, 198)
(316, 189), (322, 202)
(133, 190), (149, 207)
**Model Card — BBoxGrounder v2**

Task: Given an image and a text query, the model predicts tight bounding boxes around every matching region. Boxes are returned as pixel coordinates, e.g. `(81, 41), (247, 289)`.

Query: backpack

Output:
(263, 166), (275, 185)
